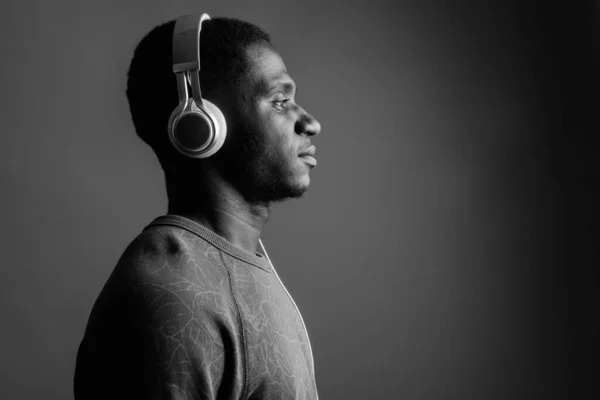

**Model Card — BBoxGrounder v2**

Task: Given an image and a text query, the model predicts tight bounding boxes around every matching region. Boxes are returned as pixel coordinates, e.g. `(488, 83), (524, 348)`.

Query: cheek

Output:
(267, 133), (294, 169)
(262, 114), (295, 156)
(250, 103), (297, 163)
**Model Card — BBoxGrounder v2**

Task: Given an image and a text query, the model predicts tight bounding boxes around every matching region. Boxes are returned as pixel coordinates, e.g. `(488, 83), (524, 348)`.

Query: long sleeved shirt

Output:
(74, 214), (318, 400)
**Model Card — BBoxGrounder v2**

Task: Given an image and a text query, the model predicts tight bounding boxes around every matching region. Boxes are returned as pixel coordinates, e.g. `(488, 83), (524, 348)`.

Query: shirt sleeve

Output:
(134, 278), (237, 400)
(74, 247), (245, 400)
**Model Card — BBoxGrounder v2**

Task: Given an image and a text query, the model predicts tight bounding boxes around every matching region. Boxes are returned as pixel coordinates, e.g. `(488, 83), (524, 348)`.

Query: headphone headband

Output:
(168, 13), (227, 159)
(172, 14), (211, 73)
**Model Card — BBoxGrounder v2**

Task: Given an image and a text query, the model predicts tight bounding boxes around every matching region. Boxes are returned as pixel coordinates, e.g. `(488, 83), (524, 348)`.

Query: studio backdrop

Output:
(1, 0), (595, 399)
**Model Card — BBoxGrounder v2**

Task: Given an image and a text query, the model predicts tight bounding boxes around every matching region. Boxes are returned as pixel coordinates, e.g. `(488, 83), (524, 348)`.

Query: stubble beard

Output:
(216, 124), (307, 205)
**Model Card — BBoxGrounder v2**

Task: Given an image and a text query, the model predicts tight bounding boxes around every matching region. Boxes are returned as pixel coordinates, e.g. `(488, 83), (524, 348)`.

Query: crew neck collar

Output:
(146, 214), (272, 273)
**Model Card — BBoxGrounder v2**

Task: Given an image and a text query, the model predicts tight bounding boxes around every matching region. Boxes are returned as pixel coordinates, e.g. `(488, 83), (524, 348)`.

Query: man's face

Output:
(218, 42), (321, 204)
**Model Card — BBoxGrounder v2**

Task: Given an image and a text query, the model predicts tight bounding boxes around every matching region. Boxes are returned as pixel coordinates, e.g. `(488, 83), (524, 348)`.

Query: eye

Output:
(272, 99), (290, 111)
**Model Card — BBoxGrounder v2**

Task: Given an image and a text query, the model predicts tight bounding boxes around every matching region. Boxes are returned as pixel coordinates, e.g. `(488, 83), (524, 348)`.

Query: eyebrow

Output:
(268, 80), (296, 96)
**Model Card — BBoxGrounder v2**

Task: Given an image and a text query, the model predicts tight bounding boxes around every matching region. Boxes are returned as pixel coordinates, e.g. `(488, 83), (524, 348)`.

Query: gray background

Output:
(1, 0), (595, 399)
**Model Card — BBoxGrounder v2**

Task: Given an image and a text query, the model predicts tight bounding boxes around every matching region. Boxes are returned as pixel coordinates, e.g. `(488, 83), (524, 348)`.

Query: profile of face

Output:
(215, 42), (322, 204)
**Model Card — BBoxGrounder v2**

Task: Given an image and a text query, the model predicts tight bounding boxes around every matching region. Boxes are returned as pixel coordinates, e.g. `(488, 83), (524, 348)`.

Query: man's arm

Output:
(134, 278), (238, 399)
(74, 247), (244, 400)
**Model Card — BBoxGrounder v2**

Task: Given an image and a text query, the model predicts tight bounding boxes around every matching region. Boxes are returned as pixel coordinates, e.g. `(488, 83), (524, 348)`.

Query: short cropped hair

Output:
(126, 17), (271, 162)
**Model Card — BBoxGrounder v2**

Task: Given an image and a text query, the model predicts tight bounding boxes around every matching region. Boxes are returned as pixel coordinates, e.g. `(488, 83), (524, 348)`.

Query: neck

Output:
(166, 168), (270, 255)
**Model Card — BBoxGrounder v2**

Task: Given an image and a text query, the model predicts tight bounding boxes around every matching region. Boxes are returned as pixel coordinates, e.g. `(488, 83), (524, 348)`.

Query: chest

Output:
(232, 266), (316, 399)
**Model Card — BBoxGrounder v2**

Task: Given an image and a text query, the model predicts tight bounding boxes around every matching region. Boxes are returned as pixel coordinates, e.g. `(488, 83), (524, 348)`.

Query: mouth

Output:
(298, 145), (317, 167)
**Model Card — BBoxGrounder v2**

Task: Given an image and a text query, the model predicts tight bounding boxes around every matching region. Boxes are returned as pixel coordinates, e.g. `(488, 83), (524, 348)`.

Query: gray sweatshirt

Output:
(74, 214), (318, 400)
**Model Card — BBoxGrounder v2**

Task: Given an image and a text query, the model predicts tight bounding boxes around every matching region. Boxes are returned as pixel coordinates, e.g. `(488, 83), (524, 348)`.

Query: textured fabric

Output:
(74, 215), (318, 400)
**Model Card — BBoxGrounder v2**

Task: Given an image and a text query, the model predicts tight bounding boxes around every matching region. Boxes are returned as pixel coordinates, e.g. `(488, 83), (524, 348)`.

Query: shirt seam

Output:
(219, 251), (249, 400)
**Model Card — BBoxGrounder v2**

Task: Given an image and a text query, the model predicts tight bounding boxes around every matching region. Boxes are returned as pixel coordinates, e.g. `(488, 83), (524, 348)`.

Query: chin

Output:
(291, 173), (311, 196)
(263, 175), (310, 203)
(246, 163), (312, 203)
(288, 184), (309, 199)
(274, 182), (309, 202)
(296, 173), (311, 190)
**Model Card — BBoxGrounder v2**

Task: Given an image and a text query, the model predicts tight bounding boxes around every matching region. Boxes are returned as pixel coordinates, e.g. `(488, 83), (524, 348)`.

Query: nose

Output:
(295, 109), (321, 137)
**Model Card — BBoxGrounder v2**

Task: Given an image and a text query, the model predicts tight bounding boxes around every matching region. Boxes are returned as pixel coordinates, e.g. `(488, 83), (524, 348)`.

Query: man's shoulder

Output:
(94, 224), (231, 315)
(75, 224), (243, 399)
(119, 223), (224, 284)
(87, 223), (235, 330)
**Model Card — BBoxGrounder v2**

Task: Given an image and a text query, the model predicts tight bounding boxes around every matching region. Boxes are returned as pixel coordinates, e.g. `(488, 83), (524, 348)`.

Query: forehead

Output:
(243, 43), (294, 95)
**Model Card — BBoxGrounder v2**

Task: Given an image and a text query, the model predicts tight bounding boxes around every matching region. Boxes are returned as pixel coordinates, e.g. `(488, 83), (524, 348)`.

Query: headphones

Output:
(168, 14), (227, 159)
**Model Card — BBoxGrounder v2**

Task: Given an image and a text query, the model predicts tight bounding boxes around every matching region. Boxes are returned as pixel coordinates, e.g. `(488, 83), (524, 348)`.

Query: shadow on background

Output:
(0, 0), (597, 399)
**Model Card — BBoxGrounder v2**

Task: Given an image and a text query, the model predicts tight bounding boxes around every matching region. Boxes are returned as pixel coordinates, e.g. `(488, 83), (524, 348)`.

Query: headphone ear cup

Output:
(168, 99), (227, 159)
(168, 100), (211, 156)
(174, 112), (213, 153)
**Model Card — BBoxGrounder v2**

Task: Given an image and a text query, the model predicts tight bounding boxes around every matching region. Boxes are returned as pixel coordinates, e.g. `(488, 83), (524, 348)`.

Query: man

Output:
(74, 14), (321, 400)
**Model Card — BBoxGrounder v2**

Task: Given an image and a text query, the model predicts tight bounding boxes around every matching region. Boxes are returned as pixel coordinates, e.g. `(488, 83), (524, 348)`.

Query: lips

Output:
(298, 145), (317, 167)
(298, 145), (316, 158)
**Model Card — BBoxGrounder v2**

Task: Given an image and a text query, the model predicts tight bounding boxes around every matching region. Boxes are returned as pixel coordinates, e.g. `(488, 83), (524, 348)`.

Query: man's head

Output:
(126, 16), (321, 205)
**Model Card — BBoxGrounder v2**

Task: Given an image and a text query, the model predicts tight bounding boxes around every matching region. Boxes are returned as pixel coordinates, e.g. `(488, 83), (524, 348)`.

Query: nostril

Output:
(296, 113), (321, 137)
